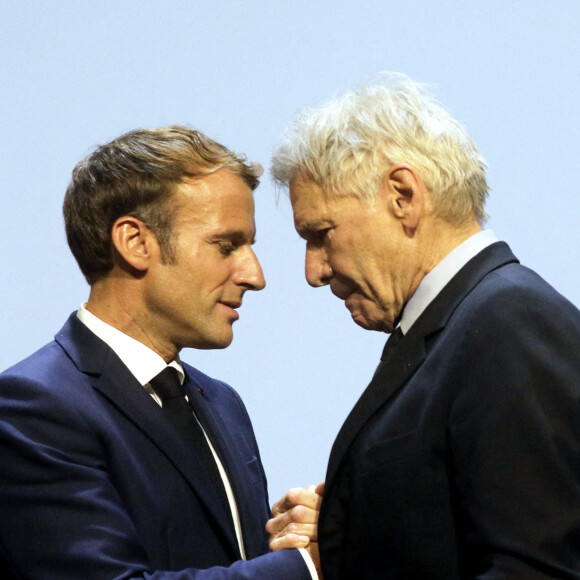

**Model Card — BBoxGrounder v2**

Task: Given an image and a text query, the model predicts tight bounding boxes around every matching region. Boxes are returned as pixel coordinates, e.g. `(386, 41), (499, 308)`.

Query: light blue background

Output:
(1, 0), (579, 503)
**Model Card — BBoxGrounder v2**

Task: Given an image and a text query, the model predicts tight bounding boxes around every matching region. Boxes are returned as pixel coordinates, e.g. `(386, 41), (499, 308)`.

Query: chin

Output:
(351, 313), (373, 331)
(360, 322), (388, 333)
(351, 313), (389, 333)
(208, 335), (234, 350)
(189, 331), (234, 351)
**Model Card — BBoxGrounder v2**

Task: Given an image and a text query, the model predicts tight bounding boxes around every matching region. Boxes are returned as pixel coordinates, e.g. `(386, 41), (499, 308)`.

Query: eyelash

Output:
(218, 241), (236, 256)
(313, 228), (332, 243)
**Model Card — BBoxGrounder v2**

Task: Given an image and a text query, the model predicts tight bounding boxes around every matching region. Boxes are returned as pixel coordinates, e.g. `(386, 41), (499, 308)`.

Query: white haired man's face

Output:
(290, 177), (423, 334)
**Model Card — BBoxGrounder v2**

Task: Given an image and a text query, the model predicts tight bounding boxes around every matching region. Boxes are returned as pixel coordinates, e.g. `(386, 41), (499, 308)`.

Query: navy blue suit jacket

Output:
(319, 243), (580, 579)
(0, 314), (309, 579)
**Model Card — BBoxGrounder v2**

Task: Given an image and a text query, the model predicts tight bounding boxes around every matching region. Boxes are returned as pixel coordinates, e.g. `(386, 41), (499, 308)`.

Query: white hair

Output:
(271, 73), (489, 224)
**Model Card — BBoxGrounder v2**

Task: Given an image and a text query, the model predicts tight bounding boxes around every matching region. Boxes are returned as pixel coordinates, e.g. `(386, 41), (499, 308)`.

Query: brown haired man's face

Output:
(142, 169), (265, 356)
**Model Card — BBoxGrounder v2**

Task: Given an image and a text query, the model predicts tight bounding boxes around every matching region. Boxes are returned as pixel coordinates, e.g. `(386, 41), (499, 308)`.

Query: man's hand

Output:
(266, 482), (324, 576)
(267, 482), (324, 550)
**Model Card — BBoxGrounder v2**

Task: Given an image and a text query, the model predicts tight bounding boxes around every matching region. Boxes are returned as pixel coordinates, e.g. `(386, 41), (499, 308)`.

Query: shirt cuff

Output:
(298, 548), (319, 580)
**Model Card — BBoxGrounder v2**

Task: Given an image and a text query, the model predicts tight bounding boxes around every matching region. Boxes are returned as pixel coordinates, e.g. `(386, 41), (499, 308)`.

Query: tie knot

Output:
(149, 367), (183, 401)
(380, 326), (404, 361)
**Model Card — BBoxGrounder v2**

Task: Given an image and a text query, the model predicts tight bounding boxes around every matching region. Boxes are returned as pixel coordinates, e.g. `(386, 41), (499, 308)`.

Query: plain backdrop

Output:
(1, 0), (579, 503)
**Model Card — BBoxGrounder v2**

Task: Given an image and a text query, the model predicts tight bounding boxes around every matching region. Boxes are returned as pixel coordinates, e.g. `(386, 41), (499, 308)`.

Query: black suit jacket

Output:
(0, 314), (310, 579)
(319, 243), (580, 579)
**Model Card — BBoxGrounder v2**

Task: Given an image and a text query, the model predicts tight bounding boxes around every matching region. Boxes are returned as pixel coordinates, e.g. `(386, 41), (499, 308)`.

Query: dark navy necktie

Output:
(149, 367), (234, 531)
(381, 326), (404, 361)
(372, 326), (405, 380)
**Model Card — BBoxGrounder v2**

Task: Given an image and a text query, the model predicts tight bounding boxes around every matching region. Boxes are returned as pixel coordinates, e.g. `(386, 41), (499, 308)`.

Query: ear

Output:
(381, 165), (425, 232)
(110, 216), (156, 273)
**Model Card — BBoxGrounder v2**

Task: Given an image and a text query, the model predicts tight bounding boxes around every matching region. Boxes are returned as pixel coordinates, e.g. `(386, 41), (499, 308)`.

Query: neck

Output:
(86, 276), (178, 363)
(406, 217), (483, 302)
(426, 219), (483, 270)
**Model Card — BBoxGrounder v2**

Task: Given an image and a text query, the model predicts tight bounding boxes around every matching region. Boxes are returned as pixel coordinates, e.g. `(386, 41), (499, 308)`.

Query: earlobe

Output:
(111, 217), (153, 273)
(383, 165), (424, 231)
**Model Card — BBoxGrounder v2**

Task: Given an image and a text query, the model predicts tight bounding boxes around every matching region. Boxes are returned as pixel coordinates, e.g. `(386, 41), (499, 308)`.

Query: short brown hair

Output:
(63, 125), (263, 284)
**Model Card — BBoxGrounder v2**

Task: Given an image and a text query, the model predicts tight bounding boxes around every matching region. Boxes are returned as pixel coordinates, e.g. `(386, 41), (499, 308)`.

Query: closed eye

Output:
(296, 220), (334, 244)
(214, 232), (256, 256)
(309, 227), (333, 245)
(217, 241), (236, 256)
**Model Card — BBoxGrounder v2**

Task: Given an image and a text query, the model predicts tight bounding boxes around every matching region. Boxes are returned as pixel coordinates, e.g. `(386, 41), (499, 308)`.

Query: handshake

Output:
(267, 482), (325, 577)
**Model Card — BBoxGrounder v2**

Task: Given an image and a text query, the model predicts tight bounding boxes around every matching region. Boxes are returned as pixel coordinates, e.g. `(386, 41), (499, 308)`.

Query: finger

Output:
(280, 523), (316, 542)
(271, 497), (288, 517)
(269, 532), (310, 551)
(265, 513), (287, 535)
(273, 486), (323, 516)
(267, 504), (320, 535)
(269, 522), (318, 543)
(272, 487), (310, 516)
(267, 511), (299, 535)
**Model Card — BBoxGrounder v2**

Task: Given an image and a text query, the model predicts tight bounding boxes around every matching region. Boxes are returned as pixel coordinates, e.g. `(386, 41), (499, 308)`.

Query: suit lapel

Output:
(182, 378), (241, 500)
(182, 374), (265, 556)
(55, 314), (240, 558)
(182, 373), (276, 558)
(182, 376), (244, 550)
(325, 333), (426, 488)
(324, 242), (519, 493)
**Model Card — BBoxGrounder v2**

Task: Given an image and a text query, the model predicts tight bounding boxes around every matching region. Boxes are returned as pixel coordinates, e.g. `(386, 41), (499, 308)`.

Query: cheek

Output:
(206, 264), (236, 292)
(327, 237), (355, 265)
(328, 252), (351, 277)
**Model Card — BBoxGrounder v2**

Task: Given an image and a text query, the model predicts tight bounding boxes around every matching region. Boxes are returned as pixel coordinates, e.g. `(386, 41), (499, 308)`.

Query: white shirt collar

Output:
(400, 229), (499, 334)
(77, 304), (184, 385)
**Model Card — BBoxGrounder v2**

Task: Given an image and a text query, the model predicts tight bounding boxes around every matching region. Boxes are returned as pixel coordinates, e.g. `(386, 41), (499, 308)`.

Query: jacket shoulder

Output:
(458, 261), (580, 330)
(0, 340), (72, 383)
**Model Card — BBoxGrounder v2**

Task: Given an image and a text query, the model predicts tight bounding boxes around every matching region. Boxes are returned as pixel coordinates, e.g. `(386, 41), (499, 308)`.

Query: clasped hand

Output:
(266, 482), (324, 575)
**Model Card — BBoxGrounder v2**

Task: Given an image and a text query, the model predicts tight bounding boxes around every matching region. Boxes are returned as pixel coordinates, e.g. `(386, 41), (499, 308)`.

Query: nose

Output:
(236, 247), (266, 291)
(305, 244), (332, 288)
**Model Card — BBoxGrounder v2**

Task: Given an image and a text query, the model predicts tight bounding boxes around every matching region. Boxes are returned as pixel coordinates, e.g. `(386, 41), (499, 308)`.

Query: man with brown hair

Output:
(0, 126), (317, 579)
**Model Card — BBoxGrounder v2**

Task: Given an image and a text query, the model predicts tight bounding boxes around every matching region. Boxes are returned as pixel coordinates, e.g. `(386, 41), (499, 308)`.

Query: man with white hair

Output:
(267, 75), (580, 578)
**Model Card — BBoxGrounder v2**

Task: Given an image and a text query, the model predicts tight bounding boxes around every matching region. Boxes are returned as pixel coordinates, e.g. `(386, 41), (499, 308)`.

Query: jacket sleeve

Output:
(0, 368), (311, 580)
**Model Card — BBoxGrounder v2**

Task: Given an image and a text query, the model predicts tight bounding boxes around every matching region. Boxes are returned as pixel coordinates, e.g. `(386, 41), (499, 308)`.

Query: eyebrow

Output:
(212, 229), (257, 244)
(295, 218), (331, 238)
